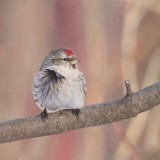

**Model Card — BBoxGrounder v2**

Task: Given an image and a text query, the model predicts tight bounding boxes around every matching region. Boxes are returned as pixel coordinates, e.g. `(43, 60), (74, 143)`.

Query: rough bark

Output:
(0, 81), (160, 144)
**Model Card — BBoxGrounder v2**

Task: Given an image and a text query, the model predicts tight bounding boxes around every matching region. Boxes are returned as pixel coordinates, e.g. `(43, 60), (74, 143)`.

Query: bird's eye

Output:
(63, 58), (68, 61)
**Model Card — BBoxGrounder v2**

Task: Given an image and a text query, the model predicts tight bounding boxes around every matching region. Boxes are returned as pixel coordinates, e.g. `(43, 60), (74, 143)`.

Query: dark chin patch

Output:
(71, 64), (76, 69)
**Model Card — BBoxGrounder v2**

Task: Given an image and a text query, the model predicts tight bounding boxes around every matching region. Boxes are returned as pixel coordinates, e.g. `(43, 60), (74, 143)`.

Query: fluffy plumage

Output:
(33, 49), (86, 114)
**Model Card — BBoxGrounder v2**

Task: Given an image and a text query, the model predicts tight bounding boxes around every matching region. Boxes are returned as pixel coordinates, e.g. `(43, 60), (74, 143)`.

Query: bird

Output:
(32, 49), (86, 121)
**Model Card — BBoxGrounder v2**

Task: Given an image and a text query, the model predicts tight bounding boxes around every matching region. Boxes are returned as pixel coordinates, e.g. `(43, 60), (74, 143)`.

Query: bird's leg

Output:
(71, 109), (81, 119)
(61, 108), (81, 119)
(39, 108), (48, 122)
(66, 109), (81, 120)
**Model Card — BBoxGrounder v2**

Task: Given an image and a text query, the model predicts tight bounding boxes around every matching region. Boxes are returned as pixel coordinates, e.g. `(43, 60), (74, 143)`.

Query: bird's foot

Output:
(40, 108), (48, 122)
(70, 109), (81, 120)
(62, 108), (80, 119)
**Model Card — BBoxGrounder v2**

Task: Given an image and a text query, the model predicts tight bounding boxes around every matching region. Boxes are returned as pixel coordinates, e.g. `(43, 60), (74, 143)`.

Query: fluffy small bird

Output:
(33, 49), (86, 121)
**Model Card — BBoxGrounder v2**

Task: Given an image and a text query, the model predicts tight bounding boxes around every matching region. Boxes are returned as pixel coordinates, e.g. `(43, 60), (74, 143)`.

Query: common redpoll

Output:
(33, 49), (86, 121)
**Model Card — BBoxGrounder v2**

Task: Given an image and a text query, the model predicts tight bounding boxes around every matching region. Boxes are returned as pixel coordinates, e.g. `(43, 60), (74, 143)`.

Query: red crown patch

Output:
(64, 49), (74, 56)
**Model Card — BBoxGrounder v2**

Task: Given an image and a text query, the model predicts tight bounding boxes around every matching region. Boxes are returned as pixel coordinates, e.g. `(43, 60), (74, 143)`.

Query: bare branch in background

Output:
(0, 81), (160, 144)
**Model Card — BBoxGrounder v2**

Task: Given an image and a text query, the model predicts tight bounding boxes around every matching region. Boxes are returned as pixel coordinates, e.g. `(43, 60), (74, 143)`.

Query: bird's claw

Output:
(71, 109), (81, 120)
(40, 108), (48, 122)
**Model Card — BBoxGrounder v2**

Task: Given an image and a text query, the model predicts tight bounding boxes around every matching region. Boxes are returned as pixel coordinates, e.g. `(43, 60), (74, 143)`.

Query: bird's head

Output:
(41, 49), (80, 70)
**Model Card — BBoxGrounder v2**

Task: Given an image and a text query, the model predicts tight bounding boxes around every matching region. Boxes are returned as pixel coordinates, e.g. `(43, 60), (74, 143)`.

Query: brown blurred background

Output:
(0, 0), (160, 160)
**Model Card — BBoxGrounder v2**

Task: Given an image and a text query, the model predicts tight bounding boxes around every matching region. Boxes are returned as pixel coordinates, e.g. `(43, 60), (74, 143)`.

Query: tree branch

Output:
(0, 81), (160, 144)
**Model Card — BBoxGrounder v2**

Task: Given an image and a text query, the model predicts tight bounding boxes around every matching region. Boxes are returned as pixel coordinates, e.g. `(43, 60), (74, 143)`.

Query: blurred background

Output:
(0, 0), (160, 159)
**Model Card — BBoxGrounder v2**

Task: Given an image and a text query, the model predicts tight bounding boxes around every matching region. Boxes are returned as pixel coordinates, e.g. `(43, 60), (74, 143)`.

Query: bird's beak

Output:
(70, 59), (80, 65)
